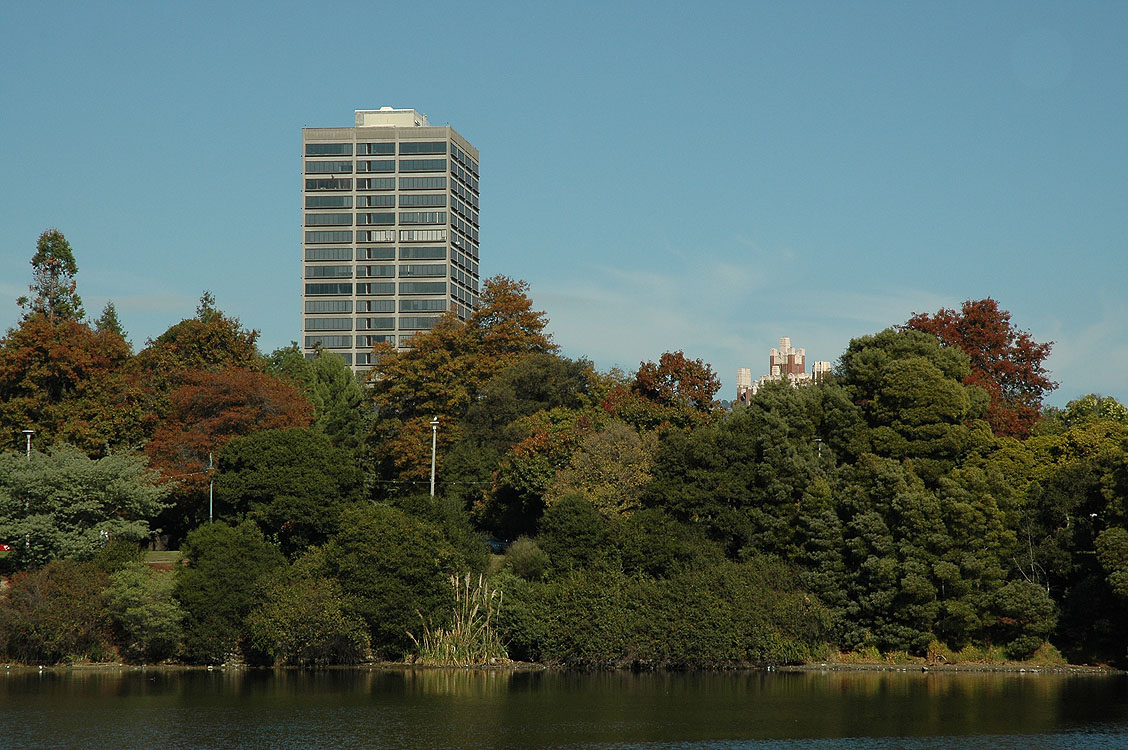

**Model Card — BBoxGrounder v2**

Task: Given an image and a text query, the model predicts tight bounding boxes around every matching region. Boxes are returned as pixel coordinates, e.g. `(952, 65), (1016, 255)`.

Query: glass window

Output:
(399, 159), (447, 172)
(399, 281), (447, 295)
(306, 299), (352, 313)
(305, 317), (352, 331)
(305, 282), (352, 295)
(399, 316), (440, 330)
(399, 247), (446, 260)
(305, 196), (352, 209)
(357, 195), (395, 208)
(357, 317), (395, 330)
(305, 160), (353, 174)
(305, 230), (353, 244)
(305, 143), (352, 156)
(399, 194), (446, 207)
(357, 264), (395, 278)
(357, 229), (395, 243)
(399, 176), (446, 190)
(305, 265), (353, 278)
(356, 282), (395, 295)
(358, 299), (395, 313)
(356, 335), (395, 347)
(399, 142), (447, 155)
(305, 247), (352, 261)
(305, 213), (352, 226)
(304, 335), (351, 348)
(356, 177), (395, 191)
(399, 229), (446, 242)
(306, 178), (352, 191)
(399, 299), (447, 312)
(398, 211), (447, 225)
(357, 142), (395, 155)
(356, 213), (395, 226)
(357, 247), (395, 260)
(356, 160), (395, 173)
(399, 264), (447, 278)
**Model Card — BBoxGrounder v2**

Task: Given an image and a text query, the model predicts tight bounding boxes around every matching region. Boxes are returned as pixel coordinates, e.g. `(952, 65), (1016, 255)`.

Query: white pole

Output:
(430, 417), (439, 497)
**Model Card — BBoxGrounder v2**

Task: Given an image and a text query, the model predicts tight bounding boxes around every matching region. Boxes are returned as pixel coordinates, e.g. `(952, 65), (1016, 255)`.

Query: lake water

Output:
(1, 668), (1125, 749)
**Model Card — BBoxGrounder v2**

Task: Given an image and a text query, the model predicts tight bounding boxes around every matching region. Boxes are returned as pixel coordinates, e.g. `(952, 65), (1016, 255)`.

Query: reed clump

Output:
(409, 573), (507, 665)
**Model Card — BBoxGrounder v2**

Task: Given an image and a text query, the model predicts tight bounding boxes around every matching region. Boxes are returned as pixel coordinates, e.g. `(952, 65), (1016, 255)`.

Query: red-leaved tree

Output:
(904, 298), (1055, 438)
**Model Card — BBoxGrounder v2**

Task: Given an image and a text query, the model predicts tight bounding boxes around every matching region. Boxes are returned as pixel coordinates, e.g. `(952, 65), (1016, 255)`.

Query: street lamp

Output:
(22, 430), (33, 552)
(21, 429), (33, 461)
(430, 417), (439, 497)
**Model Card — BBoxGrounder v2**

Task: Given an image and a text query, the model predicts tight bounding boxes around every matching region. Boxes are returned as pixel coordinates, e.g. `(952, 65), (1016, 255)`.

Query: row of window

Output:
(304, 314), (443, 332)
(307, 198), (451, 215)
(306, 177), (449, 193)
(306, 247), (442, 261)
(451, 142), (479, 177)
(305, 142), (449, 157)
(305, 159), (448, 175)
(305, 299), (447, 314)
(306, 228), (450, 244)
(305, 282), (449, 296)
(306, 263), (447, 279)
(451, 227), (479, 259)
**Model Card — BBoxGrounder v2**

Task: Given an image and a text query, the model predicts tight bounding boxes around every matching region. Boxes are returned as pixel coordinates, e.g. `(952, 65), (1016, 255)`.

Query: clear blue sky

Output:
(2, 1), (1125, 407)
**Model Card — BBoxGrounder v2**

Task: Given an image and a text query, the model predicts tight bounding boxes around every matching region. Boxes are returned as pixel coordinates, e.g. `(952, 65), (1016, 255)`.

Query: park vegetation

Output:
(1, 229), (1127, 669)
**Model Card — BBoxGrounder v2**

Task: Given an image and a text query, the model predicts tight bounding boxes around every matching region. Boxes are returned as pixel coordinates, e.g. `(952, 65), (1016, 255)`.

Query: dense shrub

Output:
(246, 553), (369, 666)
(107, 562), (184, 663)
(0, 559), (112, 663)
(496, 556), (832, 668)
(173, 521), (286, 664)
(322, 505), (457, 658)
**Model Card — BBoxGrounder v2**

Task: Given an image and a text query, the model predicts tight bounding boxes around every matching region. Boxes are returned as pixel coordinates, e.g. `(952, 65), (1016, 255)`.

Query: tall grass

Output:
(409, 573), (507, 665)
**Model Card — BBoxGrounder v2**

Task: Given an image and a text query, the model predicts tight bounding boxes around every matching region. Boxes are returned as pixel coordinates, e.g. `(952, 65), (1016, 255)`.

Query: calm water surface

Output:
(0, 668), (1125, 749)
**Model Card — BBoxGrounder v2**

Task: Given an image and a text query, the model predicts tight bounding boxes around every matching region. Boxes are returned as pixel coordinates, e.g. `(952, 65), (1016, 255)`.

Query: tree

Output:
(17, 229), (85, 322)
(0, 314), (141, 453)
(0, 445), (170, 569)
(106, 562), (185, 663)
(173, 521), (285, 664)
(267, 345), (370, 452)
(0, 559), (111, 664)
(905, 299), (1056, 437)
(93, 301), (130, 347)
(216, 428), (363, 556)
(322, 505), (457, 657)
(546, 420), (658, 517)
(145, 368), (313, 542)
(603, 351), (721, 431)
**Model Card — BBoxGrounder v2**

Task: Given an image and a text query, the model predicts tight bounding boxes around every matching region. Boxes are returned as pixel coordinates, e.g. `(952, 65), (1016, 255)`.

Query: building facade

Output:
(736, 337), (830, 404)
(301, 108), (480, 369)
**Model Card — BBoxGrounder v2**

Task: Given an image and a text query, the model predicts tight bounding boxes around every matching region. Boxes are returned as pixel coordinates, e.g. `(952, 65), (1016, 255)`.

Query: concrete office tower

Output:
(301, 108), (480, 370)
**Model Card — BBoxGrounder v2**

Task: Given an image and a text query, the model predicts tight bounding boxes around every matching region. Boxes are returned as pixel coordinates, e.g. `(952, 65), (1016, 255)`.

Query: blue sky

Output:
(1, 1), (1125, 407)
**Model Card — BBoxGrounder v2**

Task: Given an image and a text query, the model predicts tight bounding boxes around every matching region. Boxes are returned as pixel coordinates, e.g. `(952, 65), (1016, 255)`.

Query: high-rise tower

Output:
(301, 108), (480, 370)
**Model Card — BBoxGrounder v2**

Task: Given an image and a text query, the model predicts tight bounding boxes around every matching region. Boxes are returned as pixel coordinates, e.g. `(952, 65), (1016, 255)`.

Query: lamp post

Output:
(429, 417), (439, 497)
(21, 430), (33, 552)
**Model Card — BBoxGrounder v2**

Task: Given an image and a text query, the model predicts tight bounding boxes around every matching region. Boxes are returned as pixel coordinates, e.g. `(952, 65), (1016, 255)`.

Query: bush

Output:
(246, 553), (369, 666)
(496, 556), (832, 668)
(106, 562), (184, 663)
(0, 560), (112, 664)
(322, 505), (457, 658)
(503, 537), (549, 581)
(173, 522), (285, 664)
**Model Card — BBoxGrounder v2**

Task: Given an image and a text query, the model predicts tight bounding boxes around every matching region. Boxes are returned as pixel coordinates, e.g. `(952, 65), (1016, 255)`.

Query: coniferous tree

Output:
(17, 229), (85, 322)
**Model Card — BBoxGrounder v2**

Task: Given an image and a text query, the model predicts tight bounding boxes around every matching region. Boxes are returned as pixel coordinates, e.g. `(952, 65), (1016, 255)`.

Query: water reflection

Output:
(0, 668), (1124, 749)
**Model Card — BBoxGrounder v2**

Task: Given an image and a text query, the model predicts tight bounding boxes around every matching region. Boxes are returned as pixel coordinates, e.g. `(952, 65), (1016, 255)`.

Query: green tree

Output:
(267, 345), (370, 452)
(905, 299), (1056, 437)
(93, 301), (129, 346)
(0, 445), (170, 568)
(322, 505), (456, 658)
(216, 428), (363, 556)
(17, 229), (85, 322)
(546, 420), (658, 517)
(246, 552), (370, 666)
(106, 562), (184, 663)
(173, 521), (285, 664)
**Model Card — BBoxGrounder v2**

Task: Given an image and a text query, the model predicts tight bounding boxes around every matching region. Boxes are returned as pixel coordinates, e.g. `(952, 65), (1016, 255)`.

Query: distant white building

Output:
(737, 337), (830, 404)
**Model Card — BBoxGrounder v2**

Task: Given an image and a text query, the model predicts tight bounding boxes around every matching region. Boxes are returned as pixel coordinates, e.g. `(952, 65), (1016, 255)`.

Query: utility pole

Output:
(430, 417), (439, 497)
